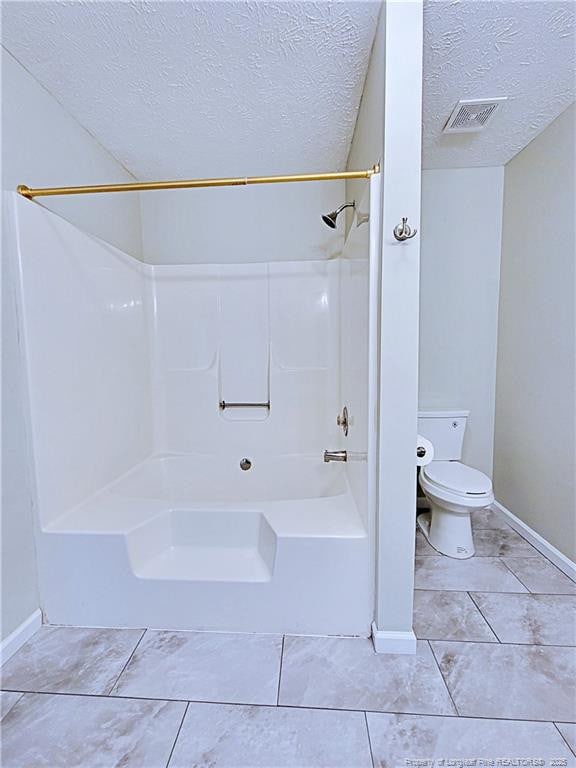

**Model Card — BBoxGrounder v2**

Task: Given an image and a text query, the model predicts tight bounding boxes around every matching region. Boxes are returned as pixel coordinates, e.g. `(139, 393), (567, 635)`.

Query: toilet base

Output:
(417, 508), (475, 560)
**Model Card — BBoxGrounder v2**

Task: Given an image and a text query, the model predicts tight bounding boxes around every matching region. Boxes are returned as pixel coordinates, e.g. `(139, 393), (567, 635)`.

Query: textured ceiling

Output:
(2, 1), (380, 178)
(3, 1), (575, 174)
(423, 0), (576, 168)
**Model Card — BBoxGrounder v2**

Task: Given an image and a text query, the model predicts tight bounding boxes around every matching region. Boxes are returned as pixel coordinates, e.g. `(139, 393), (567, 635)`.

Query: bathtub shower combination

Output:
(8, 176), (381, 636)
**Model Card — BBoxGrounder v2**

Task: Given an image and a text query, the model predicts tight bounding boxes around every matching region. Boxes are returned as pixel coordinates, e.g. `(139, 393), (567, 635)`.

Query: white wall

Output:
(494, 103), (575, 562)
(140, 181), (344, 264)
(1, 50), (144, 641)
(346, 3), (384, 218)
(419, 167), (504, 476)
(1, 49), (142, 256)
(2, 198), (40, 640)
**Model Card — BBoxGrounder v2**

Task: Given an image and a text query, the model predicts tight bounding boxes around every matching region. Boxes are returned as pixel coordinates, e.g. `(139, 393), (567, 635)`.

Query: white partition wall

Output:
(345, 0), (424, 652)
(373, 0), (423, 653)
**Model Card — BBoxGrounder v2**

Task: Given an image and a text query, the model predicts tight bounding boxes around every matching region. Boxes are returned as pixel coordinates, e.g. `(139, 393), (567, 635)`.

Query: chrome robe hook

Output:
(393, 217), (418, 241)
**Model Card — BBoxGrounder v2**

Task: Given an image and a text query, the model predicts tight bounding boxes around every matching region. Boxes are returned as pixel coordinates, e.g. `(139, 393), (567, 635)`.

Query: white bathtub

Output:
(16, 199), (375, 637)
(42, 452), (372, 634)
(103, 454), (349, 582)
(114, 453), (347, 503)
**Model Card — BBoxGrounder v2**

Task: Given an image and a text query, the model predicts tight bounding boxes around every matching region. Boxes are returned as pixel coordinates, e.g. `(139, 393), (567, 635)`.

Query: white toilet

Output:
(417, 411), (494, 559)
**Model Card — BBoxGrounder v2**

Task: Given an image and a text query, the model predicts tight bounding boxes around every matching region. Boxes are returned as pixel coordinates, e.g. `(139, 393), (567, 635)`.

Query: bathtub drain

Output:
(240, 458), (252, 471)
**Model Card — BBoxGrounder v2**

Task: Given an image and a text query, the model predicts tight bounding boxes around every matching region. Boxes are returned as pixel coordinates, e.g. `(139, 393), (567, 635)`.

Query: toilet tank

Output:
(417, 410), (470, 461)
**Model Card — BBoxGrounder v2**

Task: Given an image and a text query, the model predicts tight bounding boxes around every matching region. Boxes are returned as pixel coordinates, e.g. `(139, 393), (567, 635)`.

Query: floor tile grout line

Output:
(427, 639), (460, 718)
(466, 589), (576, 646)
(414, 587), (576, 597)
(23, 610), (576, 650)
(105, 628), (147, 695)
(416, 555), (544, 559)
(416, 553), (545, 559)
(489, 521), (576, 576)
(500, 551), (576, 590)
(531, 548), (576, 584)
(554, 722), (576, 758)
(499, 557), (534, 593)
(2, 687), (572, 725)
(364, 710), (376, 768)
(501, 522), (546, 556)
(467, 591), (576, 601)
(473, 527), (513, 532)
(165, 701), (189, 768)
(415, 588), (573, 595)
(466, 591), (502, 643)
(0, 690), (24, 718)
(415, 558), (544, 594)
(411, 637), (576, 647)
(0, 688), (189, 705)
(276, 635), (285, 706)
(421, 639), (576, 649)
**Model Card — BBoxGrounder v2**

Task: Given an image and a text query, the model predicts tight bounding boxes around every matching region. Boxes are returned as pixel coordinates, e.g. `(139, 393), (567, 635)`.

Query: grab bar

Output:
(219, 400), (270, 411)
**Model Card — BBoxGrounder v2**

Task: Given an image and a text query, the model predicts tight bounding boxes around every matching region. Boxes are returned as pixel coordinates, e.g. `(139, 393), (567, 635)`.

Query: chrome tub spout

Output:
(323, 450), (347, 463)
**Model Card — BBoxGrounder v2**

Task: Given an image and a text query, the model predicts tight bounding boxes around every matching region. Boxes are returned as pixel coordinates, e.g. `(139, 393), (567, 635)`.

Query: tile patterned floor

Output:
(169, 703), (373, 768)
(1, 507), (575, 767)
(0, 626), (144, 696)
(278, 636), (456, 715)
(111, 629), (283, 705)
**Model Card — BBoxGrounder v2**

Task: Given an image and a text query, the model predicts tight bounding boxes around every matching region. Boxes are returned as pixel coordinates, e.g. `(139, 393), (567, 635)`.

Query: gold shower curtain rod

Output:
(17, 165), (379, 199)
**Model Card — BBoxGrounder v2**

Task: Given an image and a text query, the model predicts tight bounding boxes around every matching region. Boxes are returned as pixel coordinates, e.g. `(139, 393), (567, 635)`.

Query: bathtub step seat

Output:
(126, 509), (277, 583)
(136, 544), (272, 582)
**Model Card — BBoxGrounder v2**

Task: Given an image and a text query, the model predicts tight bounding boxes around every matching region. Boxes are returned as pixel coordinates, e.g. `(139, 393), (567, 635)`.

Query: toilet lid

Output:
(422, 461), (492, 495)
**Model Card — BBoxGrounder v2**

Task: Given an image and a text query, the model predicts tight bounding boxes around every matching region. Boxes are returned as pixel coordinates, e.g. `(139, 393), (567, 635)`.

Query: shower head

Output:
(321, 201), (355, 228)
(321, 211), (339, 229)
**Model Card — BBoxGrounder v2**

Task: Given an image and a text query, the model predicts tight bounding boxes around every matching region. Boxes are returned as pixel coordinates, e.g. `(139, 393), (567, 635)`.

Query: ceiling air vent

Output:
(443, 98), (507, 134)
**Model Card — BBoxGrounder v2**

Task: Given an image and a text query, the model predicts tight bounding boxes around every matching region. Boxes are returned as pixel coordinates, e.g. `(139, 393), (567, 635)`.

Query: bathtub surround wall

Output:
(150, 260), (340, 456)
(339, 184), (373, 530)
(1, 50), (142, 644)
(494, 103), (576, 563)
(13, 198), (154, 531)
(12, 195), (372, 635)
(419, 168), (504, 477)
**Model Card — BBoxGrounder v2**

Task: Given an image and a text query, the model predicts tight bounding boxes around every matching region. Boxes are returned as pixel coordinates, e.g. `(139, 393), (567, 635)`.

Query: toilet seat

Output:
(421, 461), (492, 498)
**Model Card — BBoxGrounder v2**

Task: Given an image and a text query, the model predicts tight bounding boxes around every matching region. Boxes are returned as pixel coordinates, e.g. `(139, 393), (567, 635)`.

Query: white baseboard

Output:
(0, 609), (42, 665)
(371, 623), (417, 654)
(492, 501), (576, 583)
